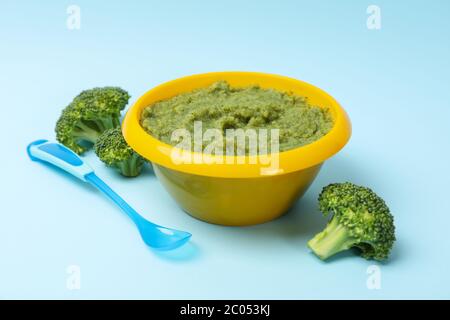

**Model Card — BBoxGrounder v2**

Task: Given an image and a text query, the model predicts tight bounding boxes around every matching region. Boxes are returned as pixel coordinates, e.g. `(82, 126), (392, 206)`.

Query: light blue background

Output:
(1, 0), (449, 299)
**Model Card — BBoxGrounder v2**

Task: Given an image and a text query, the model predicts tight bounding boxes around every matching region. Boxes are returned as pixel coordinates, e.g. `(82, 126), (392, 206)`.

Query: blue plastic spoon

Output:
(27, 139), (192, 251)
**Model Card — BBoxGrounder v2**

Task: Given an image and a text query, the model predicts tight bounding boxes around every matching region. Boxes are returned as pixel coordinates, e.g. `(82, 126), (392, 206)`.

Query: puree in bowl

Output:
(140, 81), (333, 154)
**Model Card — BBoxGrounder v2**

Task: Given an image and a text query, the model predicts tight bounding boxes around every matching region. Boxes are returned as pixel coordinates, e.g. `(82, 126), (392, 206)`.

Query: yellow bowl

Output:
(122, 72), (351, 226)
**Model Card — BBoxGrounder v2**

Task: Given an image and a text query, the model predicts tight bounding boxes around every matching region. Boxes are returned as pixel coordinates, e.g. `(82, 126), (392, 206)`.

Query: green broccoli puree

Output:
(140, 81), (333, 153)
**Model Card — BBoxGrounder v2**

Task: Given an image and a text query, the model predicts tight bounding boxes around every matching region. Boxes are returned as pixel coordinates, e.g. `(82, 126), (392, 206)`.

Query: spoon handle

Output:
(27, 140), (145, 223)
(84, 172), (144, 223)
(27, 140), (93, 181)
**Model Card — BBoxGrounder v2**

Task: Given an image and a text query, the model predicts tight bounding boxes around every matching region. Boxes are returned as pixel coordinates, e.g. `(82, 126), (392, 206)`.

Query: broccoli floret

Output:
(307, 182), (396, 261)
(55, 87), (130, 154)
(94, 127), (145, 177)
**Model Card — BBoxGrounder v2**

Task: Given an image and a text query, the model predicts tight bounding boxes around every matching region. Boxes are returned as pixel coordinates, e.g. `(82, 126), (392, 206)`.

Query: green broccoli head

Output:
(55, 87), (130, 154)
(307, 182), (396, 261)
(94, 127), (145, 177)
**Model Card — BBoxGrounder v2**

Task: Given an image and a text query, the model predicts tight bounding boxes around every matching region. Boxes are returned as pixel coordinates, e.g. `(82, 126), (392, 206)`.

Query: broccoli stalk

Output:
(308, 215), (359, 260)
(114, 153), (144, 177)
(94, 127), (145, 177)
(55, 87), (130, 154)
(72, 121), (104, 143)
(307, 182), (396, 261)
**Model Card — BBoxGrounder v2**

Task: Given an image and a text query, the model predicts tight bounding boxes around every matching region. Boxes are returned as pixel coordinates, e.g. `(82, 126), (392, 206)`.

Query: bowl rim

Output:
(122, 71), (351, 178)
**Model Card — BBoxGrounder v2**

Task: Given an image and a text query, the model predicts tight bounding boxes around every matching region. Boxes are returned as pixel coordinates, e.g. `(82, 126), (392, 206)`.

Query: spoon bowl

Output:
(137, 221), (192, 251)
